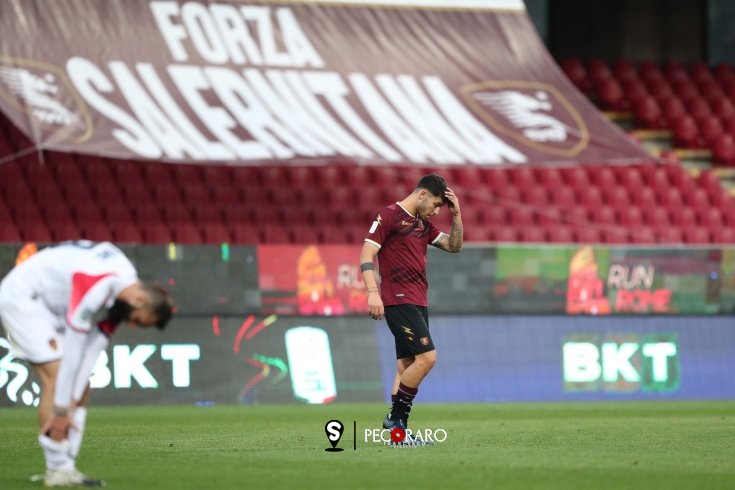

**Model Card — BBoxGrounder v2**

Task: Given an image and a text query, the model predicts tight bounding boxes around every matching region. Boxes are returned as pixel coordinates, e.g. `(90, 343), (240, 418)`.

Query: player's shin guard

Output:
(68, 407), (87, 459)
(38, 434), (74, 471)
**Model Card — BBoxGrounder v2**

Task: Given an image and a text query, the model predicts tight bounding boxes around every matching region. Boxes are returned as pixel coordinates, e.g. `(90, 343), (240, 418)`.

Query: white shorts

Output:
(0, 280), (64, 364)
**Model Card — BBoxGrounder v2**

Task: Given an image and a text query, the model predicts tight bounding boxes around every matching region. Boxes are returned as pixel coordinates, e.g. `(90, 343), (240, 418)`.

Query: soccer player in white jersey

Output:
(0, 241), (174, 487)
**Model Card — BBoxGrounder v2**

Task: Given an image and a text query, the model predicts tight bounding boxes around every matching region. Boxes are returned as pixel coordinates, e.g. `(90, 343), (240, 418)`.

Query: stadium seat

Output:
(143, 223), (173, 244)
(81, 222), (113, 242)
(573, 227), (603, 244)
(19, 222), (52, 242)
(173, 223), (203, 244)
(42, 201), (74, 224)
(578, 187), (603, 209)
(629, 227), (657, 244)
(201, 222), (232, 244)
(546, 225), (574, 243)
(549, 186), (576, 210)
(260, 224), (290, 243)
(291, 224), (319, 244)
(0, 221), (21, 242)
(604, 227), (630, 244)
(232, 223), (258, 244)
(51, 222), (82, 242)
(103, 202), (135, 224)
(491, 227), (518, 243)
(113, 223), (143, 244)
(84, 158), (116, 184)
(633, 96), (663, 128)
(509, 207), (535, 227)
(518, 226), (545, 243)
(672, 207), (696, 227)
(656, 227), (684, 244)
(683, 227), (711, 244)
(672, 116), (699, 148)
(619, 206), (644, 228)
(698, 208), (724, 228)
(711, 227), (735, 243)
(644, 207), (671, 228)
(319, 226), (349, 244)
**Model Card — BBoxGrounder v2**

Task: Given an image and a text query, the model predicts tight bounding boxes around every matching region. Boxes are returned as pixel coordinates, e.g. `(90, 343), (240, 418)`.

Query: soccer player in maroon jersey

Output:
(359, 174), (463, 442)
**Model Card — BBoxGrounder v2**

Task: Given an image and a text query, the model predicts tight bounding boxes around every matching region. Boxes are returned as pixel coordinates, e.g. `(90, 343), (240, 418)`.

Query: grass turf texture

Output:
(2, 401), (734, 489)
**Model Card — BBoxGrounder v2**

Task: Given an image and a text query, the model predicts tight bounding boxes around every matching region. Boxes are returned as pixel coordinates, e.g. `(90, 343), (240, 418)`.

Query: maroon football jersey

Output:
(364, 202), (442, 306)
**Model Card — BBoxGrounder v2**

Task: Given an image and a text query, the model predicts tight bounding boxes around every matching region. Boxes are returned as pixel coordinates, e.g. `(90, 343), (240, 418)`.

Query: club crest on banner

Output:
(461, 80), (589, 157)
(0, 56), (92, 144)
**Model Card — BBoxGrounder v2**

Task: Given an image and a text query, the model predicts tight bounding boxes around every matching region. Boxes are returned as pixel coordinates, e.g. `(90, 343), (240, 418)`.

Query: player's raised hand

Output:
(445, 187), (461, 216)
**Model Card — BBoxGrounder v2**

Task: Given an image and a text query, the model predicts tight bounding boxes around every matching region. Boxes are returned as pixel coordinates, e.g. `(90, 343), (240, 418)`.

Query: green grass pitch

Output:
(2, 401), (734, 489)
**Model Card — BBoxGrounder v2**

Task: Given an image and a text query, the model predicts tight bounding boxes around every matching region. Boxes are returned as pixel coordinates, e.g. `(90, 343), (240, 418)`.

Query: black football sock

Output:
(391, 382), (418, 423)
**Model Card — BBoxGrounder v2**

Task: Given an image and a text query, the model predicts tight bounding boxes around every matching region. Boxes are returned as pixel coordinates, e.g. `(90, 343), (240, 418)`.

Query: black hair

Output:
(416, 173), (448, 203)
(141, 282), (175, 329)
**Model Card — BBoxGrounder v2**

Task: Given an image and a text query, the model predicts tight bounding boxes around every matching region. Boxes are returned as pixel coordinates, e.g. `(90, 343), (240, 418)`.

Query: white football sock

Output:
(67, 407), (87, 460)
(38, 434), (74, 471)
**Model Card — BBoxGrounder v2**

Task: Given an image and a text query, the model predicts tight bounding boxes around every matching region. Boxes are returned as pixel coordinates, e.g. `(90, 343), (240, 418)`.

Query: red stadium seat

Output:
(113, 223), (143, 244)
(232, 223), (258, 244)
(509, 207), (535, 227)
(491, 227), (518, 243)
(0, 221), (21, 242)
(672, 207), (696, 227)
(697, 115), (724, 145)
(577, 187), (603, 209)
(629, 227), (657, 244)
(644, 207), (671, 228)
(672, 116), (699, 148)
(291, 224), (319, 244)
(518, 226), (545, 243)
(19, 222), (52, 242)
(173, 223), (203, 244)
(546, 226), (574, 243)
(656, 227), (684, 244)
(260, 224), (290, 244)
(201, 222), (232, 244)
(51, 222), (82, 242)
(683, 227), (711, 244)
(619, 206), (643, 228)
(549, 186), (576, 210)
(462, 227), (492, 242)
(143, 223), (173, 244)
(573, 227), (603, 244)
(81, 222), (113, 242)
(711, 227), (735, 243)
(698, 208), (724, 228)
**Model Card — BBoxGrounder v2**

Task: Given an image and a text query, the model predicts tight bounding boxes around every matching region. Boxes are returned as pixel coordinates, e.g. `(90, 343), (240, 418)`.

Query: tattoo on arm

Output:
(436, 222), (463, 253)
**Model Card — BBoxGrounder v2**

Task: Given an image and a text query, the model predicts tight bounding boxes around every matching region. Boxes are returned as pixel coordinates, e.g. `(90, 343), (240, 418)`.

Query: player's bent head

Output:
(121, 282), (175, 329)
(416, 174), (448, 204)
(140, 282), (175, 330)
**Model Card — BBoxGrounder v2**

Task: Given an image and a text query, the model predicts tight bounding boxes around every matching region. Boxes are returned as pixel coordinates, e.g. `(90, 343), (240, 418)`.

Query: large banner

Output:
(0, 0), (650, 166)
